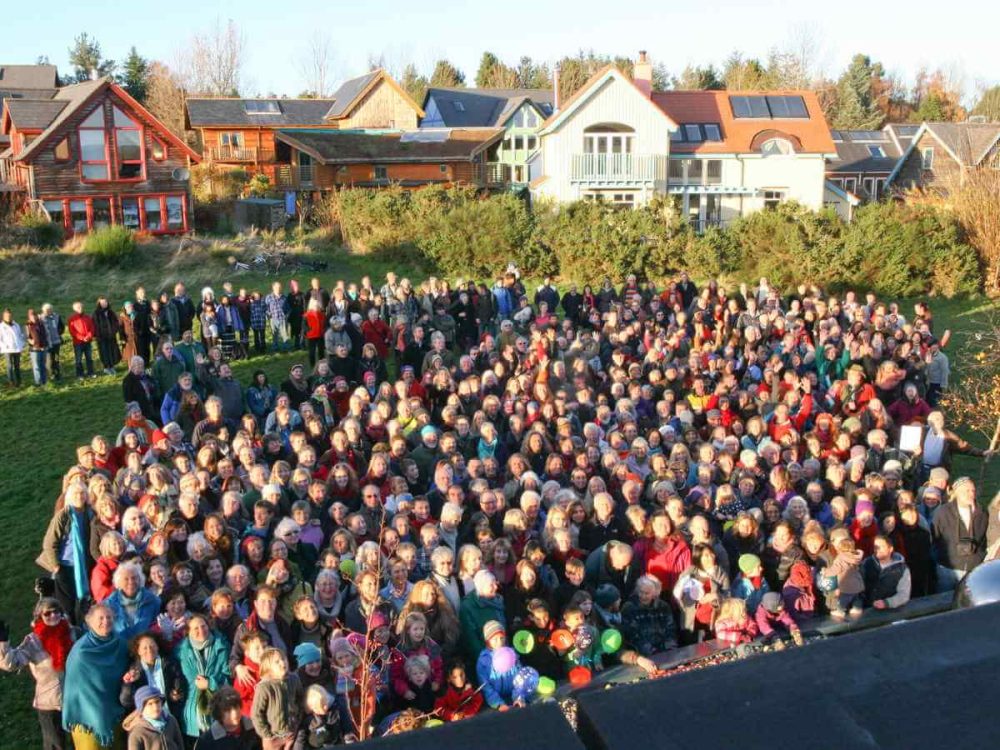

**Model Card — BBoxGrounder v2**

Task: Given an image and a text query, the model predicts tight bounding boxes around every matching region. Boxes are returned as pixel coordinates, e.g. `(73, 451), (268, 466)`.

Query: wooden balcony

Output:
(273, 164), (315, 189)
(570, 153), (667, 184)
(474, 162), (511, 187)
(206, 146), (274, 163)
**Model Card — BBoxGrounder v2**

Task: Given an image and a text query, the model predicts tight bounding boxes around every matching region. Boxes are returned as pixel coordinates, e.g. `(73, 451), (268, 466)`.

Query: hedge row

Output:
(323, 186), (984, 296)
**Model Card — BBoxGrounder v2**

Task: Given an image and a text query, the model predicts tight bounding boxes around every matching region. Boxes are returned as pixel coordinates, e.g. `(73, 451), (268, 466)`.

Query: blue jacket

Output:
(732, 574), (770, 615)
(492, 285), (514, 319)
(160, 384), (186, 425)
(216, 303), (245, 332)
(246, 385), (278, 419)
(105, 588), (161, 642)
(475, 649), (519, 708)
(177, 633), (231, 737)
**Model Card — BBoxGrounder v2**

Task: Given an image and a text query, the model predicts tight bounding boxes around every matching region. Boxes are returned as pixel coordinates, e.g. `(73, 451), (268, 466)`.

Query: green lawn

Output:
(0, 236), (997, 745)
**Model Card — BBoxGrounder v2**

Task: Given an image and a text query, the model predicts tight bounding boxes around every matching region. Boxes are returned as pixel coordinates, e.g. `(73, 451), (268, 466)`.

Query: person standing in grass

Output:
(93, 297), (121, 375)
(26, 308), (49, 386)
(265, 282), (290, 353)
(0, 307), (25, 387)
(40, 303), (65, 381)
(67, 301), (96, 379)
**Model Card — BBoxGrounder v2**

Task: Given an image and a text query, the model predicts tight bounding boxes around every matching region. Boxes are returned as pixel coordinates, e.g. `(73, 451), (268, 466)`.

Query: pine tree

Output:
(515, 56), (551, 89)
(830, 54), (883, 130)
(674, 64), (723, 91)
(430, 59), (465, 88)
(475, 52), (502, 87)
(118, 46), (150, 103)
(68, 33), (115, 82)
(399, 63), (429, 104)
(651, 63), (673, 92)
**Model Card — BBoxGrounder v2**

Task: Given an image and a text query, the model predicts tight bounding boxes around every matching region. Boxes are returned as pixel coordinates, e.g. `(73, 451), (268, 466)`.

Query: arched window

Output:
(760, 138), (793, 156)
(583, 123), (635, 154)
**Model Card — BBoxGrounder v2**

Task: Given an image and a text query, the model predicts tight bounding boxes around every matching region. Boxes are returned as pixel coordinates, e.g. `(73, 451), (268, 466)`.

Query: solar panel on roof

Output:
(785, 95), (808, 117)
(766, 95), (791, 117)
(831, 130), (843, 141)
(730, 96), (751, 118)
(748, 96), (770, 117)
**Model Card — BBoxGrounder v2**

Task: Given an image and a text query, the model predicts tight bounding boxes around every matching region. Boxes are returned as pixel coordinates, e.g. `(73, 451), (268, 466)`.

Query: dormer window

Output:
(760, 138), (793, 156)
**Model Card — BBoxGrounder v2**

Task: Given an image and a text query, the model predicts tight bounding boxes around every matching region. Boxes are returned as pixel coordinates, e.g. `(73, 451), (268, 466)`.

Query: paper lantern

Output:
(537, 676), (557, 696)
(568, 666), (592, 687)
(551, 628), (574, 651)
(600, 628), (623, 654)
(513, 630), (535, 655)
(425, 719), (443, 728)
(339, 559), (356, 579)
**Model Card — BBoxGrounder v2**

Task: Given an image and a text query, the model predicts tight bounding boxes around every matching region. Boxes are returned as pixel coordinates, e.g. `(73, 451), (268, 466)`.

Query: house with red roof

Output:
(530, 52), (836, 228)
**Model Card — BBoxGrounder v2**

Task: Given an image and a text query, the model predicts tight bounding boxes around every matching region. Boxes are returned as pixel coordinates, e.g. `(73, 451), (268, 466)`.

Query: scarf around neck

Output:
(33, 617), (73, 671)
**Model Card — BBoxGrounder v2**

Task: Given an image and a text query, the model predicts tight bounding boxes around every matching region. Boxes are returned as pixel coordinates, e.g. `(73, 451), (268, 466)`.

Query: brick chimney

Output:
(633, 50), (652, 98)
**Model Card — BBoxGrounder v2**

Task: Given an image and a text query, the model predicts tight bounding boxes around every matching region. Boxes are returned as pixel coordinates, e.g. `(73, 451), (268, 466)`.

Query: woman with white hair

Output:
(122, 355), (158, 423)
(104, 561), (161, 641)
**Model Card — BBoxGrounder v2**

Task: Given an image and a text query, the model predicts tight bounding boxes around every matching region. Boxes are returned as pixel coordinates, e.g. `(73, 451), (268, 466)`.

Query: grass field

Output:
(0, 234), (997, 745)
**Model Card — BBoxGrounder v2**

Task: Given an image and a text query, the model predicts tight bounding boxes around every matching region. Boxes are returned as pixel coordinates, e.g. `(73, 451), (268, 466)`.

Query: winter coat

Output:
(634, 537), (692, 596)
(825, 550), (865, 596)
(732, 575), (770, 615)
(251, 673), (304, 739)
(585, 544), (643, 599)
(0, 320), (26, 353)
(620, 595), (677, 656)
(932, 502), (988, 572)
(458, 593), (506, 661)
(68, 312), (96, 345)
(434, 684), (483, 721)
(126, 714), (185, 750)
(475, 648), (521, 708)
(0, 632), (64, 710)
(714, 616), (758, 646)
(178, 634), (232, 737)
(193, 717), (261, 750)
(105, 588), (161, 641)
(754, 606), (798, 638)
(120, 656), (185, 717)
(151, 353), (188, 400)
(672, 565), (730, 633)
(862, 553), (912, 609)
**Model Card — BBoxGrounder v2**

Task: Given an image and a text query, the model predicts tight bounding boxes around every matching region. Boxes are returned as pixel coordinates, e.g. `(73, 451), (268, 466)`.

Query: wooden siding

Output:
(894, 131), (963, 192)
(199, 128), (279, 163)
(536, 74), (672, 203)
(28, 89), (194, 205)
(338, 80), (419, 130)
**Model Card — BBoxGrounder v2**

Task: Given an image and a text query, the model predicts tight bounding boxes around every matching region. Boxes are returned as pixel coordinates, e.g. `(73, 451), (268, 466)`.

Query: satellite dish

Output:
(171, 167), (190, 181)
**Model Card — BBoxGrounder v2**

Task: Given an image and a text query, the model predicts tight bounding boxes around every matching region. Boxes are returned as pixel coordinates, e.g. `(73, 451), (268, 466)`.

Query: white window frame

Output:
(763, 190), (785, 210)
(921, 147), (934, 169)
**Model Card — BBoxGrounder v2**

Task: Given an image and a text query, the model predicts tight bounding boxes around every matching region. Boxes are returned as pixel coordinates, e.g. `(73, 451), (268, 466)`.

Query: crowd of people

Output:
(2, 267), (999, 750)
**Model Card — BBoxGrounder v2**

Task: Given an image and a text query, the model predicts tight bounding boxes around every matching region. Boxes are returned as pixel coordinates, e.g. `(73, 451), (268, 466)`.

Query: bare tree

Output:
(144, 61), (187, 139)
(299, 31), (336, 97)
(179, 18), (247, 96)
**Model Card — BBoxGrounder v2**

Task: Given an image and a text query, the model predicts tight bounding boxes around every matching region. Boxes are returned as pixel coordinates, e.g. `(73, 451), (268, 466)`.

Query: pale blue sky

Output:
(7, 0), (996, 101)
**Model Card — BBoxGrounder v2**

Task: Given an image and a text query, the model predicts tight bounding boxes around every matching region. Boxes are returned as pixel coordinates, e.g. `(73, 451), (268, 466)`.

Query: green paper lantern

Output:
(600, 628), (623, 654)
(537, 676), (557, 696)
(513, 630), (535, 655)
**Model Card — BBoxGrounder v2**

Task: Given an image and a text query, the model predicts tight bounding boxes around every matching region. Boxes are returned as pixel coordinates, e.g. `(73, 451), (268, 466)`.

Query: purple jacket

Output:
(754, 605), (797, 637)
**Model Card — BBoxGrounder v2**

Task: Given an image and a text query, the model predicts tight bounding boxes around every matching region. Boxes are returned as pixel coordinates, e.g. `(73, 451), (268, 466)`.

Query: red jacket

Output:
(67, 312), (96, 344)
(361, 319), (391, 359)
(90, 556), (119, 602)
(234, 656), (261, 717)
(433, 684), (483, 721)
(303, 310), (326, 340)
(634, 537), (692, 594)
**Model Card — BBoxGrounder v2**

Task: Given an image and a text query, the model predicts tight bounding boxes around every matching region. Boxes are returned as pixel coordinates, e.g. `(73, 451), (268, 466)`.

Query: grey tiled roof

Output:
(185, 98), (335, 127)
(4, 99), (67, 130)
(827, 129), (902, 174)
(423, 88), (554, 127)
(924, 122), (1000, 165)
(0, 64), (59, 90)
(324, 71), (380, 119)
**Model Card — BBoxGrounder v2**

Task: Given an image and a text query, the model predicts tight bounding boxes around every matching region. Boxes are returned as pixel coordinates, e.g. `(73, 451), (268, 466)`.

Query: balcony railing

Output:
(474, 162), (511, 187)
(207, 146), (271, 162)
(570, 153), (667, 184)
(274, 164), (314, 189)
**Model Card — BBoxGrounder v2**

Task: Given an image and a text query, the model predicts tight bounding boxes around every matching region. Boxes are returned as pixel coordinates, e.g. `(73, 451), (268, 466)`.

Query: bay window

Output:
(121, 198), (141, 229)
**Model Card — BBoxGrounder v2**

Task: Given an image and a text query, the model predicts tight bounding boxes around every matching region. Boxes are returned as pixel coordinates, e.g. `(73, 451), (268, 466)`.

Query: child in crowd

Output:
(826, 536), (866, 619)
(714, 598), (758, 647)
(754, 592), (805, 647)
(251, 648), (304, 750)
(434, 661), (483, 721)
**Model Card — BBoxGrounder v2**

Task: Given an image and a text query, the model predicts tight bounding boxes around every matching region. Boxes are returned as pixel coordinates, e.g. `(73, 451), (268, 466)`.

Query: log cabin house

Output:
(1, 76), (200, 234)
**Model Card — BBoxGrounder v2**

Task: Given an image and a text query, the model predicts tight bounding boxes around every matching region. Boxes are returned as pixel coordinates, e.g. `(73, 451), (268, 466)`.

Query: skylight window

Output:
(684, 124), (703, 142)
(244, 100), (281, 114)
(868, 145), (886, 157)
(454, 101), (465, 112)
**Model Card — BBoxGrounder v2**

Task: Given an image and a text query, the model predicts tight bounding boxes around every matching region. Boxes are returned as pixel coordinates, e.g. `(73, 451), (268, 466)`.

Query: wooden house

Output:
(886, 121), (1000, 194)
(421, 87), (554, 185)
(1, 77), (200, 234)
(185, 69), (425, 183)
(272, 128), (505, 191)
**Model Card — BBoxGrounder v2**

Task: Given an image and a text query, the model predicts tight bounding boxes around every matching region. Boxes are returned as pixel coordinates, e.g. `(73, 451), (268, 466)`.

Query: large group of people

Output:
(2, 267), (998, 750)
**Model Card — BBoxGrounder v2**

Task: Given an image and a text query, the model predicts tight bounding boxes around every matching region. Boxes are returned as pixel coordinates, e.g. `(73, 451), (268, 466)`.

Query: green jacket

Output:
(459, 592), (506, 662)
(251, 674), (304, 739)
(151, 353), (188, 402)
(177, 633), (231, 738)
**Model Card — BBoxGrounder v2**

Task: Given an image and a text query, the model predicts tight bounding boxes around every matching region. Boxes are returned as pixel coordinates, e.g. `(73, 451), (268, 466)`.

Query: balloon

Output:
(573, 626), (594, 651)
(339, 559), (356, 579)
(568, 666), (592, 687)
(537, 676), (557, 696)
(491, 646), (517, 674)
(551, 628), (574, 651)
(600, 628), (623, 654)
(512, 666), (540, 700)
(425, 719), (444, 728)
(513, 630), (535, 655)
